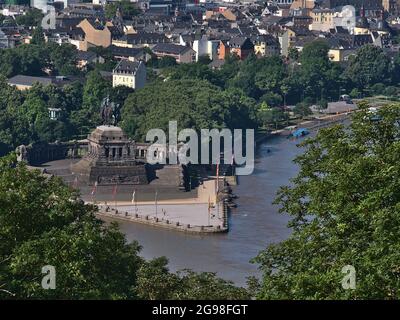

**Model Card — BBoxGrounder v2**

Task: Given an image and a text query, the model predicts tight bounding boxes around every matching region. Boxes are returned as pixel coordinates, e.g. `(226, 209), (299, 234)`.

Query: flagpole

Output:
(113, 183), (118, 208)
(134, 189), (138, 214)
(216, 161), (220, 194)
(155, 190), (158, 218)
(231, 153), (235, 176)
(91, 181), (97, 204)
(208, 195), (211, 225)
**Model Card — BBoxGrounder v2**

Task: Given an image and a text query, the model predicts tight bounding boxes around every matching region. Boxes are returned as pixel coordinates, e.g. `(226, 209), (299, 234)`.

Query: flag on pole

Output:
(155, 190), (158, 216)
(231, 153), (235, 176)
(216, 160), (220, 194)
(73, 176), (78, 189)
(112, 184), (118, 201)
(131, 189), (136, 204)
(91, 181), (98, 196)
(208, 195), (211, 224)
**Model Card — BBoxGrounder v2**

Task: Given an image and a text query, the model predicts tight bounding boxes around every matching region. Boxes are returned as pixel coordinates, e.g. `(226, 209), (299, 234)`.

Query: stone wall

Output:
(16, 141), (88, 165)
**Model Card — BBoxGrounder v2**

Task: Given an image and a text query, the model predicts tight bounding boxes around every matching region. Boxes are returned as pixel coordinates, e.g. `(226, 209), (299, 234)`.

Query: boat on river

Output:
(290, 128), (310, 138)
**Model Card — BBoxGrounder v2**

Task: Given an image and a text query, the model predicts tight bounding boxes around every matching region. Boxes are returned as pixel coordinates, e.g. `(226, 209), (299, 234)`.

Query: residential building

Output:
(218, 37), (254, 60)
(112, 32), (169, 49)
(152, 43), (196, 63)
(112, 60), (146, 89)
(76, 50), (105, 70)
(77, 18), (113, 50)
(192, 36), (220, 61)
(251, 34), (280, 56)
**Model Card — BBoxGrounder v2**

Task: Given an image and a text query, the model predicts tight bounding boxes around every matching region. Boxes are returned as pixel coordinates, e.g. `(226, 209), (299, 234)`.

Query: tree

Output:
(296, 39), (342, 102)
(31, 26), (45, 46)
(0, 154), (142, 299)
(46, 42), (79, 76)
(293, 103), (312, 118)
(158, 56), (177, 68)
(78, 70), (111, 131)
(260, 92), (283, 108)
(0, 155), (250, 299)
(105, 0), (140, 19)
(349, 88), (361, 99)
(345, 45), (391, 89)
(121, 79), (257, 141)
(197, 55), (212, 65)
(15, 8), (44, 27)
(253, 104), (400, 299)
(136, 257), (249, 300)
(257, 103), (287, 130)
(384, 86), (398, 97)
(288, 47), (299, 61)
(254, 56), (287, 94)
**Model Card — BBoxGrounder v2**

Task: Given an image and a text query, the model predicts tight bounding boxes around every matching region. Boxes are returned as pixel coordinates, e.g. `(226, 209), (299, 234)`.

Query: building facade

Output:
(112, 60), (146, 89)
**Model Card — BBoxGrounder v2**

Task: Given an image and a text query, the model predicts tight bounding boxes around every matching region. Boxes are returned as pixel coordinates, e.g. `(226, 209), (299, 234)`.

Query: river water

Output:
(113, 134), (304, 287)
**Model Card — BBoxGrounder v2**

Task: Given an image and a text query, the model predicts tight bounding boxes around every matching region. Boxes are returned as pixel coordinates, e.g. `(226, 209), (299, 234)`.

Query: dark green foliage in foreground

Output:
(253, 104), (400, 299)
(0, 155), (249, 299)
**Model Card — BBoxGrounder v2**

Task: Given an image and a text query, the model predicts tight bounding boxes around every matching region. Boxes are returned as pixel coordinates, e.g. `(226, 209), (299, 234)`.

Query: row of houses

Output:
(1, 0), (400, 93)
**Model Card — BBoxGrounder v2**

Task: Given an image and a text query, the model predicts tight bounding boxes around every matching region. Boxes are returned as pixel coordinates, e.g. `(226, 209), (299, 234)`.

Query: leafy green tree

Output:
(0, 155), (250, 299)
(253, 104), (400, 299)
(296, 39), (342, 102)
(105, 0), (140, 19)
(257, 103), (287, 130)
(158, 56), (177, 68)
(260, 92), (283, 107)
(0, 44), (46, 77)
(77, 70), (111, 131)
(370, 83), (386, 95)
(121, 79), (256, 141)
(165, 61), (223, 87)
(0, 155), (143, 299)
(31, 26), (45, 46)
(255, 56), (287, 94)
(197, 55), (212, 65)
(349, 88), (361, 99)
(15, 8), (44, 27)
(87, 47), (116, 72)
(345, 45), (391, 89)
(0, 77), (27, 155)
(136, 257), (249, 300)
(46, 42), (79, 76)
(293, 103), (312, 118)
(228, 54), (261, 98)
(288, 47), (299, 61)
(384, 86), (398, 97)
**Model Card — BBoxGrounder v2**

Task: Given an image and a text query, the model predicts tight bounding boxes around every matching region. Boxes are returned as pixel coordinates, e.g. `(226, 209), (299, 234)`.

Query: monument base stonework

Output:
(71, 125), (148, 185)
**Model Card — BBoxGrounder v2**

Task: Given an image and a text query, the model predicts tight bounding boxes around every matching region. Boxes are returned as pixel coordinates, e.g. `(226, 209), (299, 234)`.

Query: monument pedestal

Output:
(71, 125), (148, 185)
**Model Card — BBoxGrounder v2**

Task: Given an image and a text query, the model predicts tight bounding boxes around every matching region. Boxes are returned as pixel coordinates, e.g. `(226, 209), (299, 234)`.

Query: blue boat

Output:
(291, 128), (310, 138)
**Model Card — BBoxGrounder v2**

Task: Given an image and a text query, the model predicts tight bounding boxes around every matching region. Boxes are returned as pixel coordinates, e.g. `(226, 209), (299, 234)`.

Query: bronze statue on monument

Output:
(100, 95), (120, 126)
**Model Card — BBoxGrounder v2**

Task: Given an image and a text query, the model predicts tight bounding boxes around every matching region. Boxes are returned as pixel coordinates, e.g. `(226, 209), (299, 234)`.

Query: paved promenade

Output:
(93, 180), (228, 233)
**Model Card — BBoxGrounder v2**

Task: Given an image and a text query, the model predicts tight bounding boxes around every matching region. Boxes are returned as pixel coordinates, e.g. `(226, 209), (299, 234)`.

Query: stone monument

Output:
(71, 125), (148, 185)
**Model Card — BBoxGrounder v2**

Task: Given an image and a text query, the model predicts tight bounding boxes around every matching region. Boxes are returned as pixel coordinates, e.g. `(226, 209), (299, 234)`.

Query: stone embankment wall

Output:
(96, 203), (228, 234)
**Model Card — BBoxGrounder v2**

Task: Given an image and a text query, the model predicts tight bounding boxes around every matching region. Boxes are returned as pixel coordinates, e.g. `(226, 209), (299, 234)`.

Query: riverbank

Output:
(256, 112), (351, 144)
(96, 202), (228, 234)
